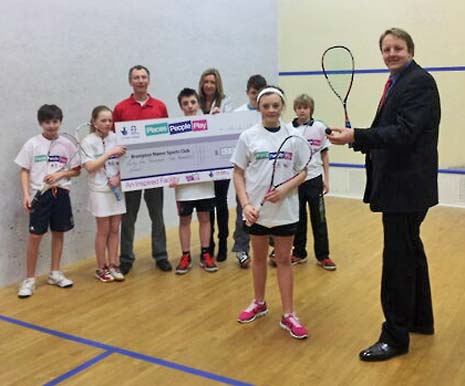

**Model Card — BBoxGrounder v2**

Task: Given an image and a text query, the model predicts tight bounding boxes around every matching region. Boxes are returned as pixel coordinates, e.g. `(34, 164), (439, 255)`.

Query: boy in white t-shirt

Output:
(232, 75), (267, 269)
(172, 88), (217, 274)
(291, 94), (336, 271)
(14, 104), (80, 298)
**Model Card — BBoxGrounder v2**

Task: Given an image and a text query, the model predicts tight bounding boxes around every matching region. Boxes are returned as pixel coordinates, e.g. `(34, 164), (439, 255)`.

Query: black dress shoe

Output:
(156, 259), (173, 272)
(120, 262), (133, 275)
(359, 342), (408, 362)
(409, 326), (434, 335)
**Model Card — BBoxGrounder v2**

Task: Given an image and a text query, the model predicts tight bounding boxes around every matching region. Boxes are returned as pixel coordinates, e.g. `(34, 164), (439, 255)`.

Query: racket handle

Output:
(30, 191), (42, 210)
(111, 185), (123, 201)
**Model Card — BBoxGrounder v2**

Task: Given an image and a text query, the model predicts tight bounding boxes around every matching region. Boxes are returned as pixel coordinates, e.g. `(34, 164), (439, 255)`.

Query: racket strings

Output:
(270, 135), (313, 190)
(322, 47), (355, 102)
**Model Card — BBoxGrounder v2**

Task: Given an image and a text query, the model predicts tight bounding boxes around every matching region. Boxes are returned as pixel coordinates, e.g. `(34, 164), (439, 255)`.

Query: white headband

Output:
(257, 87), (285, 103)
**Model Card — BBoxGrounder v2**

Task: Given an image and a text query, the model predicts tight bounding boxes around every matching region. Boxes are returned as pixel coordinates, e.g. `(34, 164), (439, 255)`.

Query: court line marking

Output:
(0, 314), (254, 386)
(43, 350), (114, 386)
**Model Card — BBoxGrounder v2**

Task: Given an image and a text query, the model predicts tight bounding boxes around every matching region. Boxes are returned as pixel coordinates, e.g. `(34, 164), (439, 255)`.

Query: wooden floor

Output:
(1, 197), (465, 386)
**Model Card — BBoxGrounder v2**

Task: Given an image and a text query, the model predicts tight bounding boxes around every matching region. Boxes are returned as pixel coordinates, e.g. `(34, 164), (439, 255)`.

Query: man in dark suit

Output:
(328, 28), (440, 361)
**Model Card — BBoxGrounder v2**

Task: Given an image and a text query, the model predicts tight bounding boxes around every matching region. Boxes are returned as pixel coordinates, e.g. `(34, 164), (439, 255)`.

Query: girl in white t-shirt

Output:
(231, 87), (309, 339)
(80, 106), (127, 282)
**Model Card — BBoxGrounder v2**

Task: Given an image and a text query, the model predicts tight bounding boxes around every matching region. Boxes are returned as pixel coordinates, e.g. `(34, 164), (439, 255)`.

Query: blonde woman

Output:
(198, 68), (233, 261)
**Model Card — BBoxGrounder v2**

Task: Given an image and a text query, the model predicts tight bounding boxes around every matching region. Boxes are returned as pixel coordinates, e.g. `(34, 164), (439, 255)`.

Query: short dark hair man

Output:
(328, 28), (440, 361)
(113, 65), (172, 273)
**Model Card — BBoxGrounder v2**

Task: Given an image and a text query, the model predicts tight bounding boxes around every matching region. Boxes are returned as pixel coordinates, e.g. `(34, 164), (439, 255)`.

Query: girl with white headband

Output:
(231, 86), (309, 339)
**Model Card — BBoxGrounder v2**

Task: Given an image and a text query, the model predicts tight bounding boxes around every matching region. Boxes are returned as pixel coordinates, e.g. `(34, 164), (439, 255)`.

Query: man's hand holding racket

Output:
(326, 127), (354, 145)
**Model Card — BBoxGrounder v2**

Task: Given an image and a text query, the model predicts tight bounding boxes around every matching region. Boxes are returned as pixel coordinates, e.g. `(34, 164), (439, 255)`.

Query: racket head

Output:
(60, 122), (92, 161)
(321, 45), (355, 103)
(269, 134), (313, 190)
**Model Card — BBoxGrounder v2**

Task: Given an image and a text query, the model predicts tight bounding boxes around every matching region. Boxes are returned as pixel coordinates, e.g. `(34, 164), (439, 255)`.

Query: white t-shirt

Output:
(231, 122), (307, 227)
(80, 131), (121, 192)
(14, 133), (80, 196)
(208, 96), (233, 113)
(234, 103), (256, 112)
(234, 104), (261, 123)
(293, 119), (330, 180)
(175, 181), (215, 202)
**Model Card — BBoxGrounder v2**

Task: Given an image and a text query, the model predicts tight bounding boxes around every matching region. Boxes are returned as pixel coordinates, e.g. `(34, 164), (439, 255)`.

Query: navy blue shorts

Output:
(244, 221), (298, 236)
(29, 188), (74, 235)
(177, 198), (215, 217)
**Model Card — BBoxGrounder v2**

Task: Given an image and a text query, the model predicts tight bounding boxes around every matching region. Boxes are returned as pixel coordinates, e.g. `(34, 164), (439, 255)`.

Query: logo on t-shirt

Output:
(309, 138), (322, 147)
(34, 154), (48, 163)
(48, 155), (68, 164)
(269, 151), (293, 160)
(255, 151), (269, 160)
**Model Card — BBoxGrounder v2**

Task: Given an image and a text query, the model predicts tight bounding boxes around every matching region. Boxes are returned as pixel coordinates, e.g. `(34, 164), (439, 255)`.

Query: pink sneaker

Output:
(237, 300), (268, 323)
(280, 313), (308, 339)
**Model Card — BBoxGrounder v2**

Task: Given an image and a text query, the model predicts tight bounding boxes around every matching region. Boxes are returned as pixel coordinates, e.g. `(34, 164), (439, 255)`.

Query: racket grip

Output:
(111, 185), (123, 201)
(30, 191), (42, 210)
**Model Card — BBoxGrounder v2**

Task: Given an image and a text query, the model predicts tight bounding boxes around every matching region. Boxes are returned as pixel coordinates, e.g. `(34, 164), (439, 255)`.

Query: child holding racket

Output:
(14, 104), (80, 298)
(171, 88), (217, 274)
(80, 106), (127, 282)
(231, 86), (309, 339)
(291, 94), (336, 270)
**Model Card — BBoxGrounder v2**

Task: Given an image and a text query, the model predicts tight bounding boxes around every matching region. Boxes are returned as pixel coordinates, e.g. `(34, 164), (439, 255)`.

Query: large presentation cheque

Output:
(115, 111), (258, 191)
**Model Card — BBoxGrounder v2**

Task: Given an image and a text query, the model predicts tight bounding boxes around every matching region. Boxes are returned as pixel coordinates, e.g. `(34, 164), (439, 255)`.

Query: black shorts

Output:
(177, 198), (215, 217)
(244, 221), (298, 236)
(29, 188), (74, 235)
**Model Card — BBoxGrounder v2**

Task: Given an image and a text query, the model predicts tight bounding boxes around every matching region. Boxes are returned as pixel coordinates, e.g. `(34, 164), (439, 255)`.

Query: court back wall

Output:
(278, 0), (465, 171)
(0, 0), (277, 287)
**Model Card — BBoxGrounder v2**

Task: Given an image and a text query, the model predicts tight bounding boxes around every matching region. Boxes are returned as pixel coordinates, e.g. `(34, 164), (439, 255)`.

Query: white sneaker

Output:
(108, 265), (125, 281)
(236, 251), (250, 268)
(47, 271), (73, 288)
(18, 278), (36, 298)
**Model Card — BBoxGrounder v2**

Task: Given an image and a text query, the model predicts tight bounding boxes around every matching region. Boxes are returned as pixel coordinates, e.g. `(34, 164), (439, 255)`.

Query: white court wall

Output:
(0, 0), (277, 287)
(278, 0), (465, 206)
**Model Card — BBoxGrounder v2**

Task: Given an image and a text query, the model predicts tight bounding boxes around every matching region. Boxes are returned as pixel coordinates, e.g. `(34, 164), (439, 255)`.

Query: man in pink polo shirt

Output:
(113, 65), (172, 274)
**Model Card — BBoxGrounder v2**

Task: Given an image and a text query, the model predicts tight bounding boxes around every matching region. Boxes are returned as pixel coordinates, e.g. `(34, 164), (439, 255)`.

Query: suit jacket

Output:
(353, 60), (440, 213)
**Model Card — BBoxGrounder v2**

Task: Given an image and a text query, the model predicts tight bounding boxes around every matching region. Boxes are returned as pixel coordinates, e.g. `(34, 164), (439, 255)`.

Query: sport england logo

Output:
(145, 123), (168, 136)
(169, 121), (192, 135)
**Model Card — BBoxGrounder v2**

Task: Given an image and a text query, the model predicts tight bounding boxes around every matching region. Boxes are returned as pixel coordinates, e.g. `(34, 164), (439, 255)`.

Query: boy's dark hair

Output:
(37, 104), (63, 123)
(177, 88), (199, 106)
(128, 64), (150, 81)
(247, 74), (267, 91)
